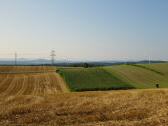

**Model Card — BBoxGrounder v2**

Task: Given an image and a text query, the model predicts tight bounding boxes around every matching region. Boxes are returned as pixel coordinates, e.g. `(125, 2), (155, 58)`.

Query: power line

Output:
(149, 56), (151, 64)
(14, 52), (17, 65)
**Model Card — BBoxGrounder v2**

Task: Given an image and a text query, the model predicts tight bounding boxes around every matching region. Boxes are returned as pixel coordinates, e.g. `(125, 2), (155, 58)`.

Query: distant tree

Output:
(83, 63), (89, 68)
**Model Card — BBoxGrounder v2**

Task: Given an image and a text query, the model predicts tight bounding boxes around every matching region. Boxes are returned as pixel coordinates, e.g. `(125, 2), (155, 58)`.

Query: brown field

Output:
(0, 66), (168, 126)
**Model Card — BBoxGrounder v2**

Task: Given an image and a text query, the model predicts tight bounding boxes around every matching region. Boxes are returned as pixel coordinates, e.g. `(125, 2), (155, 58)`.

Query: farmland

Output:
(0, 64), (168, 125)
(104, 63), (168, 88)
(0, 66), (68, 98)
(1, 89), (168, 125)
(60, 67), (133, 91)
(60, 63), (168, 91)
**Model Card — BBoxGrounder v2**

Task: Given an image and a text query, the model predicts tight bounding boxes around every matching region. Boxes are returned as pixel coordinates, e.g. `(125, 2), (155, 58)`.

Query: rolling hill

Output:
(59, 67), (133, 91)
(0, 65), (168, 125)
(60, 63), (168, 91)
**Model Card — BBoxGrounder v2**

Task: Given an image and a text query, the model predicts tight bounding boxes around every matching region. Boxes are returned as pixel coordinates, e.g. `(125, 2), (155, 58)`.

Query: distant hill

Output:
(0, 59), (166, 66)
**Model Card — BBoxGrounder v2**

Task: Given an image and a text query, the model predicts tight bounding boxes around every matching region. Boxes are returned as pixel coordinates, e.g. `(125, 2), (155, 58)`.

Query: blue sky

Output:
(0, 0), (167, 60)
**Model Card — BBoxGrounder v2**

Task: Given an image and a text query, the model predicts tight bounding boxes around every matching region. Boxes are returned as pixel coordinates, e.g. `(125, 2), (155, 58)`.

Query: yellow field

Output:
(0, 66), (168, 126)
(0, 89), (168, 126)
(0, 66), (68, 98)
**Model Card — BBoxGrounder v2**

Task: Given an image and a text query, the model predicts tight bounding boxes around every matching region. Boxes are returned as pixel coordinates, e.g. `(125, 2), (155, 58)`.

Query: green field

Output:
(60, 63), (168, 91)
(59, 67), (133, 91)
(104, 63), (168, 89)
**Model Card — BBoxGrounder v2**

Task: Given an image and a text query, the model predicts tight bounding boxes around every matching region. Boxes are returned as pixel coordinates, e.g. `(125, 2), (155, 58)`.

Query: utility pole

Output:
(14, 52), (17, 66)
(66, 58), (69, 66)
(149, 56), (151, 65)
(50, 50), (56, 65)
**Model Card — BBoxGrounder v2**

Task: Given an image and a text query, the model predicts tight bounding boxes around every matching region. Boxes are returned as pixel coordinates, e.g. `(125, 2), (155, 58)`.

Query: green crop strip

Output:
(128, 64), (164, 76)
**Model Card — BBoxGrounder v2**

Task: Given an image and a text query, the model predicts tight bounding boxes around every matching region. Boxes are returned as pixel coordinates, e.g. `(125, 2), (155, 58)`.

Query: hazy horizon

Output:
(0, 0), (168, 61)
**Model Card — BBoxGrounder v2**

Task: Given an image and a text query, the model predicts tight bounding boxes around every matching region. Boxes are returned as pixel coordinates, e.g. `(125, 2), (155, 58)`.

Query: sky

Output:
(0, 0), (168, 61)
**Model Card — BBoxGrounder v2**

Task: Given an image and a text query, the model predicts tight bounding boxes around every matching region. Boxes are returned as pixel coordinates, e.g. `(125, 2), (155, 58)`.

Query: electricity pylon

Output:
(51, 50), (56, 65)
(149, 56), (151, 64)
(14, 52), (17, 65)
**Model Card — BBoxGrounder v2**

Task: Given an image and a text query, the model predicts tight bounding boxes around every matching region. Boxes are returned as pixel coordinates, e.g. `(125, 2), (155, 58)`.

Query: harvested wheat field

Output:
(0, 89), (168, 126)
(0, 66), (69, 98)
(0, 66), (168, 126)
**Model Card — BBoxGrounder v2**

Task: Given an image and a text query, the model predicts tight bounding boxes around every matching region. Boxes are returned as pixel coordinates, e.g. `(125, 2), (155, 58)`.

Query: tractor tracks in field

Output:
(16, 74), (28, 96)
(0, 67), (69, 99)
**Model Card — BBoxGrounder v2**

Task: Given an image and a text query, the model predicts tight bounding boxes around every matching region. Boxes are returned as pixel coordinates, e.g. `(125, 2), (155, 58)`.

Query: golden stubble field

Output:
(1, 89), (168, 126)
(0, 66), (167, 126)
(0, 66), (68, 98)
